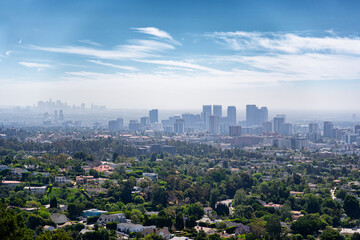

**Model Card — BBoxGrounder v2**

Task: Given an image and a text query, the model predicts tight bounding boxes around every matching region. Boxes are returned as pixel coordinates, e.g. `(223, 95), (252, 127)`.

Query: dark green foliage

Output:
(343, 195), (360, 219)
(266, 215), (282, 240)
(319, 227), (343, 240)
(291, 214), (327, 236)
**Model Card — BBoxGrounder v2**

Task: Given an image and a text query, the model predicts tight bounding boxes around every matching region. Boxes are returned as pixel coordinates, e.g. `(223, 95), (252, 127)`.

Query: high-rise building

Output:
(229, 126), (242, 136)
(262, 121), (272, 132)
(213, 105), (222, 118)
(227, 106), (236, 126)
(141, 117), (149, 126)
(309, 123), (319, 133)
(174, 119), (185, 134)
(202, 105), (212, 127)
(129, 120), (141, 131)
(355, 124), (360, 135)
(274, 117), (285, 133)
(323, 121), (334, 138)
(149, 109), (158, 123)
(261, 107), (268, 123)
(209, 115), (220, 134)
(246, 105), (268, 126)
(59, 110), (64, 120)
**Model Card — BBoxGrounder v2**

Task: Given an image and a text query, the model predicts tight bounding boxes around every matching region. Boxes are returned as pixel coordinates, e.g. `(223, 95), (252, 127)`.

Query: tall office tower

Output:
(174, 118), (185, 134)
(355, 124), (360, 135)
(227, 106), (237, 125)
(209, 115), (220, 134)
(309, 123), (319, 133)
(229, 125), (242, 136)
(213, 105), (222, 118)
(149, 109), (158, 123)
(246, 105), (268, 126)
(280, 123), (293, 136)
(141, 117), (150, 126)
(246, 105), (258, 126)
(262, 121), (272, 132)
(129, 120), (141, 131)
(261, 107), (268, 123)
(323, 121), (334, 138)
(274, 117), (285, 133)
(182, 113), (201, 129)
(202, 105), (212, 127)
(54, 110), (58, 120)
(59, 110), (64, 120)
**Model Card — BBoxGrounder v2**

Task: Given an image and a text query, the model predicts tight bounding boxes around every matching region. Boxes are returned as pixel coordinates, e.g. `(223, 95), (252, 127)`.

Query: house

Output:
(54, 176), (71, 183)
(194, 226), (217, 235)
(203, 207), (213, 215)
(97, 213), (127, 225)
(290, 191), (304, 197)
(82, 209), (108, 218)
(2, 180), (22, 188)
(143, 173), (158, 181)
(141, 227), (171, 240)
(117, 223), (155, 233)
(263, 202), (282, 210)
(50, 213), (68, 225)
(24, 186), (47, 194)
(93, 164), (114, 173)
(11, 168), (28, 177)
(76, 175), (94, 184)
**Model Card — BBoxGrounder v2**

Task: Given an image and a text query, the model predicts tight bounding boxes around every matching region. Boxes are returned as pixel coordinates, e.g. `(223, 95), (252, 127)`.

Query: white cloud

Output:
(78, 40), (102, 47)
(31, 39), (174, 60)
(19, 61), (52, 68)
(208, 31), (360, 54)
(88, 60), (137, 71)
(132, 27), (180, 45)
(5, 51), (12, 56)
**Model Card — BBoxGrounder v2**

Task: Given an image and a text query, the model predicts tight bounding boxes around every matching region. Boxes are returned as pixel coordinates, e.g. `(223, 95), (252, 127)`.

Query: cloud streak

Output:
(132, 27), (180, 45)
(19, 61), (52, 68)
(88, 60), (137, 71)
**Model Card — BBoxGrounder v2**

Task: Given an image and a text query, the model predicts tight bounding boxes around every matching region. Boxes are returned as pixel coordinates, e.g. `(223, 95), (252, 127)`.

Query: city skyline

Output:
(1, 1), (360, 110)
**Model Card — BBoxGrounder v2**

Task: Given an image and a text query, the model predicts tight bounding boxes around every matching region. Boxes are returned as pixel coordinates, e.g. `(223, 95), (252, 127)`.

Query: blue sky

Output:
(1, 0), (360, 110)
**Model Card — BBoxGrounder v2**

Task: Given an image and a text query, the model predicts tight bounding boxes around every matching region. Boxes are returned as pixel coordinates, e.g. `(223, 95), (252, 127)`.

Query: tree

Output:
(266, 215), (281, 240)
(68, 203), (84, 219)
(351, 233), (360, 240)
(215, 203), (229, 216)
(106, 222), (117, 230)
(0, 204), (33, 240)
(50, 196), (57, 208)
(343, 195), (360, 219)
(319, 227), (343, 240)
(291, 214), (327, 236)
(26, 214), (45, 230)
(35, 229), (72, 240)
(175, 212), (184, 230)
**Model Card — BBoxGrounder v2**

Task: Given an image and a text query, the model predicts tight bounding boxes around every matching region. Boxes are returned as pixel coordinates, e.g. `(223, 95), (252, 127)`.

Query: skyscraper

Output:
(202, 105), (212, 127)
(274, 117), (285, 133)
(209, 115), (220, 134)
(213, 105), (222, 118)
(149, 109), (158, 123)
(309, 123), (319, 133)
(141, 117), (150, 126)
(323, 121), (334, 138)
(355, 124), (360, 135)
(262, 121), (272, 132)
(227, 106), (236, 125)
(246, 105), (268, 126)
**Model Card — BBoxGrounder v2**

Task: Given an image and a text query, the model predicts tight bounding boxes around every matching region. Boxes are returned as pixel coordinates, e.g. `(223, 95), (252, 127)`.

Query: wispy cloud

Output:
(31, 39), (175, 60)
(78, 39), (102, 47)
(207, 31), (360, 54)
(88, 60), (137, 71)
(136, 59), (227, 74)
(132, 27), (180, 45)
(19, 61), (52, 68)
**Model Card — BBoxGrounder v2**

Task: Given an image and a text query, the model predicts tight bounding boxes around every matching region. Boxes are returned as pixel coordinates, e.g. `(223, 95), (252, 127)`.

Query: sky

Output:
(1, 0), (360, 111)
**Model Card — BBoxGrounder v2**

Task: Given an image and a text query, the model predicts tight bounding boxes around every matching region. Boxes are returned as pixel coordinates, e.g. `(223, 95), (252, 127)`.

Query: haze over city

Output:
(1, 0), (360, 110)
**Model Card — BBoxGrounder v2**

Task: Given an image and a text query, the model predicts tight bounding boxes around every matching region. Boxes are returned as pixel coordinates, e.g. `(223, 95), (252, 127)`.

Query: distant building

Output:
(227, 106), (236, 125)
(209, 115), (220, 134)
(274, 117), (285, 133)
(229, 126), (242, 136)
(97, 213), (127, 225)
(213, 105), (222, 118)
(309, 123), (319, 133)
(149, 109), (158, 123)
(24, 186), (47, 194)
(129, 120), (141, 131)
(355, 124), (360, 135)
(141, 117), (150, 127)
(202, 105), (212, 127)
(262, 121), (272, 133)
(280, 123), (293, 136)
(108, 118), (123, 131)
(246, 105), (268, 126)
(82, 209), (108, 218)
(323, 121), (334, 138)
(174, 118), (185, 134)
(143, 173), (158, 181)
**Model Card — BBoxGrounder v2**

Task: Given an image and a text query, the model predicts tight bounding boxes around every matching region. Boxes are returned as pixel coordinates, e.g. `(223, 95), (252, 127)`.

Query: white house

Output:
(54, 176), (71, 183)
(117, 223), (155, 233)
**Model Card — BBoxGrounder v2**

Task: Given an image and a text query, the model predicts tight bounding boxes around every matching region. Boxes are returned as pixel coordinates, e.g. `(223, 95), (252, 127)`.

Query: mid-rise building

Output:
(174, 119), (185, 134)
(262, 121), (272, 133)
(202, 105), (212, 127)
(229, 126), (242, 136)
(355, 124), (360, 135)
(309, 123), (319, 133)
(108, 118), (124, 131)
(141, 117), (150, 127)
(246, 105), (268, 126)
(213, 105), (222, 118)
